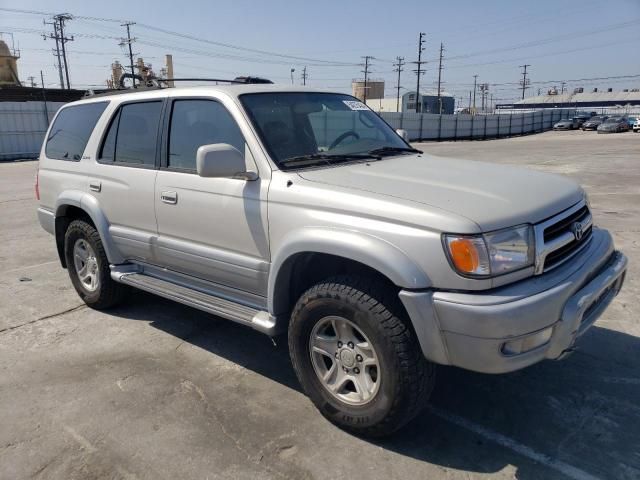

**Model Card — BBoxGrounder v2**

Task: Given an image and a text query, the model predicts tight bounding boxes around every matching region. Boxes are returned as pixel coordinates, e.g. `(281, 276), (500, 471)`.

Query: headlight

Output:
(444, 225), (534, 277)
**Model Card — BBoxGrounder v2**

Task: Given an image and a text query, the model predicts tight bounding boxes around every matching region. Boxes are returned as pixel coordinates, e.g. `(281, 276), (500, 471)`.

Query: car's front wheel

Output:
(288, 275), (435, 437)
(64, 219), (127, 309)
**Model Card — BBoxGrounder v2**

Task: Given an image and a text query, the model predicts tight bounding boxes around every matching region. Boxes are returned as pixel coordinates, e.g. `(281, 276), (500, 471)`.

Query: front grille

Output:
(544, 226), (592, 269)
(543, 205), (588, 242)
(534, 202), (593, 274)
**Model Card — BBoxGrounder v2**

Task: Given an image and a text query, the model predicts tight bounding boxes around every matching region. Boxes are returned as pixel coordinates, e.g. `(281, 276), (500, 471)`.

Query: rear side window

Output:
(45, 102), (108, 160)
(99, 101), (163, 166)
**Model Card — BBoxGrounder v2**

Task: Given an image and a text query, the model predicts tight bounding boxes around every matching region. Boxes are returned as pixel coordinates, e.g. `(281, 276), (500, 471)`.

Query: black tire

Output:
(64, 219), (127, 309)
(288, 275), (435, 437)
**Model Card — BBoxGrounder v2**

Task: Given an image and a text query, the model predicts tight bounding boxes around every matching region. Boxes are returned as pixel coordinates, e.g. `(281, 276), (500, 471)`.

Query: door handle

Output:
(161, 191), (178, 204)
(89, 181), (101, 192)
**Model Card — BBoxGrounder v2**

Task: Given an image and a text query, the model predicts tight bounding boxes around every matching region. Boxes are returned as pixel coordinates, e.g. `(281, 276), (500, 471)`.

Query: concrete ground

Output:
(1, 130), (639, 480)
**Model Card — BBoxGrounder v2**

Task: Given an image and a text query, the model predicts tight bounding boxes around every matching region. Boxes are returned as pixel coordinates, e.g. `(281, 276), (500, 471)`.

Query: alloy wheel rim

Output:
(309, 315), (380, 406)
(73, 239), (99, 292)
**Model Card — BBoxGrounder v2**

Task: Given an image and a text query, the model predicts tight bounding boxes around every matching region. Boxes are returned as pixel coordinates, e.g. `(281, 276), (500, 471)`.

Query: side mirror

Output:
(395, 129), (409, 141)
(196, 143), (257, 180)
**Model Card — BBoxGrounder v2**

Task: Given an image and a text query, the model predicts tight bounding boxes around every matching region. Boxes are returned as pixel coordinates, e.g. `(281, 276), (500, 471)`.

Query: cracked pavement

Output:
(1, 130), (639, 479)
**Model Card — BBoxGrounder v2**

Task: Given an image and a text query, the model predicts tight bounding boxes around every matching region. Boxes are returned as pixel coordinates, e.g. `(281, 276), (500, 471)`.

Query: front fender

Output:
(55, 190), (124, 265)
(268, 227), (431, 314)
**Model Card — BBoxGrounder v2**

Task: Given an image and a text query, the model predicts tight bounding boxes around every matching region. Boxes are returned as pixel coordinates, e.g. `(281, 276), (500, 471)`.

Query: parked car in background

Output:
(582, 116), (608, 130)
(597, 116), (630, 134)
(626, 116), (638, 131)
(633, 117), (640, 133)
(572, 115), (590, 128)
(553, 119), (574, 130)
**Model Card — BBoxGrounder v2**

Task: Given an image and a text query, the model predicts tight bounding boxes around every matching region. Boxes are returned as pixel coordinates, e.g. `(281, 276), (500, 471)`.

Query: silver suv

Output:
(36, 85), (627, 436)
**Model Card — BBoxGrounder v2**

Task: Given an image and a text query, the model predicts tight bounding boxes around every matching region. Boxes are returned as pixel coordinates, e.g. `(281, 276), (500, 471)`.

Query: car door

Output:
(86, 99), (165, 262)
(154, 96), (270, 297)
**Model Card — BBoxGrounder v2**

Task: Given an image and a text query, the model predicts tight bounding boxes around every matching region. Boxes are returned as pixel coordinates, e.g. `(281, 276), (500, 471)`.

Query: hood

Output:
(297, 154), (583, 232)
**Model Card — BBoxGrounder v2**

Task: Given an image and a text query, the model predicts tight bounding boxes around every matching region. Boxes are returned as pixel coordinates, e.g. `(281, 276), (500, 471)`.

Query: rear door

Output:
(85, 99), (165, 263)
(154, 96), (270, 296)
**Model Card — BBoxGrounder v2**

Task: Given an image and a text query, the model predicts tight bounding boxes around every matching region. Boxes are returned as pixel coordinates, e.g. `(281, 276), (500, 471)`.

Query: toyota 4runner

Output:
(36, 84), (628, 436)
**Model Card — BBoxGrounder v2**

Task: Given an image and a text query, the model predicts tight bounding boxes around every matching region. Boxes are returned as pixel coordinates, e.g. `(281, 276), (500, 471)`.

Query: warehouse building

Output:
(497, 88), (640, 113)
(366, 91), (455, 114)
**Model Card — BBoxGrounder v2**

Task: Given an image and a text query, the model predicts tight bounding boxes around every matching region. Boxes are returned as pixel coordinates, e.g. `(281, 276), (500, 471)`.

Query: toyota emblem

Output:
(572, 221), (584, 241)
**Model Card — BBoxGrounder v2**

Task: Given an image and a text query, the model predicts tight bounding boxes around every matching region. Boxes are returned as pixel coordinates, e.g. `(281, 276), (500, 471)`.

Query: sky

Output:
(1, 0), (639, 104)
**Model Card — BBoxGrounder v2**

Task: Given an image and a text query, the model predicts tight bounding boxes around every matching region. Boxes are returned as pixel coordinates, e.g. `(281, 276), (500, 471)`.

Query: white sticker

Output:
(343, 100), (369, 111)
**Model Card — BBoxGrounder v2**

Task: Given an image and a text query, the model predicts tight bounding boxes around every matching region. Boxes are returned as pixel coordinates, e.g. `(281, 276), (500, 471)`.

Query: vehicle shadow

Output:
(110, 290), (640, 480)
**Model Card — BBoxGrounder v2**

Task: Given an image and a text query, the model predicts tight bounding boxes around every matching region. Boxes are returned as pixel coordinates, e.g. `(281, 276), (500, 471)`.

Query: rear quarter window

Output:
(45, 102), (108, 161)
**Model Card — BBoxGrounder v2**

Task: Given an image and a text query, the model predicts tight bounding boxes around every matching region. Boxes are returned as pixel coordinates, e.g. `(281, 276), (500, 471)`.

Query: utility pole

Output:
(519, 64), (531, 100)
(436, 42), (444, 114)
(479, 83), (489, 112)
(361, 55), (374, 103)
(40, 70), (49, 125)
(27, 76), (36, 88)
(468, 90), (472, 111)
(393, 56), (404, 112)
(55, 14), (74, 89)
(411, 32), (426, 113)
(301, 66), (308, 86)
(120, 22), (137, 88)
(472, 74), (478, 114)
(43, 18), (65, 88)
(561, 81), (566, 94)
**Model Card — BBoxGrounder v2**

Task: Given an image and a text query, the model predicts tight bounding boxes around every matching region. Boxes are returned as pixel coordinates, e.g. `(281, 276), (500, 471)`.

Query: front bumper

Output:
(399, 229), (627, 374)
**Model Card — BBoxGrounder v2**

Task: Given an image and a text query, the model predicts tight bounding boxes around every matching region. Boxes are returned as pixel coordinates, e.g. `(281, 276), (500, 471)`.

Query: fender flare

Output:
(54, 190), (124, 265)
(268, 227), (431, 315)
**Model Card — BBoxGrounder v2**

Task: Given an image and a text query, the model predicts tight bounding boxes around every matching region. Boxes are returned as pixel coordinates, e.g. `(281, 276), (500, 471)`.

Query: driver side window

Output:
(168, 99), (245, 171)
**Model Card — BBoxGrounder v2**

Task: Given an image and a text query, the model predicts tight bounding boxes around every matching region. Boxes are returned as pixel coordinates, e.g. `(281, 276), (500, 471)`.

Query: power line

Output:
(392, 56), (404, 113)
(411, 32), (426, 113)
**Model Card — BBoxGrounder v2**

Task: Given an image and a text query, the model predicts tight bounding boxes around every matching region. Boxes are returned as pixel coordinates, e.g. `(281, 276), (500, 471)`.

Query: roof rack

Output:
(85, 76), (273, 98)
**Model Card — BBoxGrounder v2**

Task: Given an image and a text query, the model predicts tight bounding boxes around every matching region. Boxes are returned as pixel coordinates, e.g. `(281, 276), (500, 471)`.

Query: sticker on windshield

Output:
(343, 100), (369, 110)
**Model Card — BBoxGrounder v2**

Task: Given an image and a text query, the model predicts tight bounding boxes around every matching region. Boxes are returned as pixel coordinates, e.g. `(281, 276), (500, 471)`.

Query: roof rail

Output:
(85, 75), (274, 97)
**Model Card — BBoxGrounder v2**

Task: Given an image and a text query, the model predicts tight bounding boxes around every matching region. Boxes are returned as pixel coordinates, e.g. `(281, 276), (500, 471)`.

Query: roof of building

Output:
(516, 90), (640, 105)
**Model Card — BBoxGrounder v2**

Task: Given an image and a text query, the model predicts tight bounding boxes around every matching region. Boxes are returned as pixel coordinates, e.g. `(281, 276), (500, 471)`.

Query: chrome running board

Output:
(111, 267), (279, 336)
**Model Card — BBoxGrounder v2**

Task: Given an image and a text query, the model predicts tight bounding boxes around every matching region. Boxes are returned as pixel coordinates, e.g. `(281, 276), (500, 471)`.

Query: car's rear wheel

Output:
(64, 219), (127, 309)
(288, 275), (435, 437)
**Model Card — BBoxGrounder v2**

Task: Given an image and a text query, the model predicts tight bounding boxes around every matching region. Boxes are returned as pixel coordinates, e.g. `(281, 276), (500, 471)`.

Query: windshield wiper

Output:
(280, 152), (381, 168)
(368, 146), (423, 156)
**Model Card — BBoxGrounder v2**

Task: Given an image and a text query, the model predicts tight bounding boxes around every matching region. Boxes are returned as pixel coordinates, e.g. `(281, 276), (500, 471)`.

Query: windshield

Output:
(604, 117), (622, 124)
(239, 92), (411, 169)
(590, 116), (605, 122)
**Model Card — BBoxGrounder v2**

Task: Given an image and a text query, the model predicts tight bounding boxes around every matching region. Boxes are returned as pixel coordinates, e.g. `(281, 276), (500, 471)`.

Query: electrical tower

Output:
(519, 64), (531, 100)
(120, 22), (137, 88)
(436, 42), (444, 114)
(411, 32), (426, 113)
(43, 15), (73, 89)
(301, 66), (308, 86)
(361, 56), (374, 103)
(392, 56), (404, 113)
